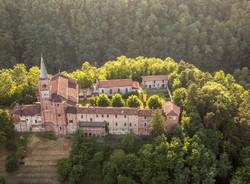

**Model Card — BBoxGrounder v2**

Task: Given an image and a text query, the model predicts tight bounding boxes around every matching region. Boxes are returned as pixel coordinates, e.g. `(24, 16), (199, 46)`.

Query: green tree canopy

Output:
(0, 109), (15, 147)
(146, 95), (162, 109)
(111, 93), (125, 107)
(127, 95), (143, 108)
(97, 94), (111, 107)
(150, 109), (165, 137)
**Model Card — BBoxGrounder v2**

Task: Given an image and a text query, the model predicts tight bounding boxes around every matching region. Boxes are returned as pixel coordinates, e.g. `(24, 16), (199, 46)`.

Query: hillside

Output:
(1, 56), (249, 183)
(3, 134), (71, 184)
(0, 0), (249, 72)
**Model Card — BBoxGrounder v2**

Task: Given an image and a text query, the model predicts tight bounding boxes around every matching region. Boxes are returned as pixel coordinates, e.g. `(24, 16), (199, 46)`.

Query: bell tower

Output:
(38, 56), (50, 100)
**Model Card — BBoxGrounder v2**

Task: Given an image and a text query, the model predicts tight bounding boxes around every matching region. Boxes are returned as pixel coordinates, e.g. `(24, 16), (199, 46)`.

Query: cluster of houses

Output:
(12, 59), (180, 136)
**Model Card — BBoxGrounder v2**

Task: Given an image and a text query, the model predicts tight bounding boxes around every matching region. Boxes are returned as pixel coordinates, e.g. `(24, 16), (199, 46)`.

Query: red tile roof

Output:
(51, 73), (77, 90)
(13, 104), (41, 116)
(162, 101), (181, 116)
(51, 94), (77, 105)
(66, 106), (152, 117)
(97, 79), (140, 89)
(142, 75), (168, 81)
(51, 73), (77, 83)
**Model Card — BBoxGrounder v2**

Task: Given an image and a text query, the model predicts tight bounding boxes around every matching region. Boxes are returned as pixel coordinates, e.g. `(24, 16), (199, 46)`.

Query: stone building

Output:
(141, 75), (168, 89)
(13, 103), (43, 132)
(162, 101), (181, 131)
(13, 58), (180, 136)
(93, 79), (140, 96)
(66, 106), (152, 136)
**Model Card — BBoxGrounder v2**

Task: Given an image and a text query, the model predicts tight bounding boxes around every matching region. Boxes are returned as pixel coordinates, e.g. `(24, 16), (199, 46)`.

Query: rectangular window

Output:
(96, 114), (98, 117)
(81, 115), (83, 118)
(124, 115), (126, 118)
(107, 114), (109, 118)
(102, 114), (104, 118)
(90, 118), (93, 122)
(115, 115), (117, 118)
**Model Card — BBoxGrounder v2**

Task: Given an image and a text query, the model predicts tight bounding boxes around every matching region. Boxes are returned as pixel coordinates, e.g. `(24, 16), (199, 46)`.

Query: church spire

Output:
(40, 55), (48, 79)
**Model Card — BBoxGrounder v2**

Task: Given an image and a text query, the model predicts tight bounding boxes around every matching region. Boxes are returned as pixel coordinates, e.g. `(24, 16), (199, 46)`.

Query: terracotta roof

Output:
(97, 79), (140, 89)
(66, 106), (152, 117)
(13, 104), (41, 116)
(77, 107), (139, 115)
(138, 109), (152, 117)
(162, 101), (181, 116)
(79, 121), (106, 128)
(51, 94), (77, 105)
(51, 73), (77, 83)
(142, 75), (168, 81)
(66, 106), (77, 114)
(51, 73), (77, 89)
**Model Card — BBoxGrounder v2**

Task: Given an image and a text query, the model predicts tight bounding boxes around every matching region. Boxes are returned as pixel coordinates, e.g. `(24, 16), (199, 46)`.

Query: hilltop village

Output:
(13, 59), (180, 136)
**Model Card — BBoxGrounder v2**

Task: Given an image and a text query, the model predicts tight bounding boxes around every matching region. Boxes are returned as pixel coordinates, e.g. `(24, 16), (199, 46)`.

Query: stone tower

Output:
(38, 56), (50, 100)
(38, 56), (78, 135)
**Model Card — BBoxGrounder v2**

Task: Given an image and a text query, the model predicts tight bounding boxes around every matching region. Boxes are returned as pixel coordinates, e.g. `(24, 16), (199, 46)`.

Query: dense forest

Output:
(0, 0), (250, 73)
(1, 57), (250, 183)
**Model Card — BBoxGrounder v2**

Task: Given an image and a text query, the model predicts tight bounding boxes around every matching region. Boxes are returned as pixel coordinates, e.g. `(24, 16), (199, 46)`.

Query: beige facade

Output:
(66, 107), (152, 135)
(14, 114), (43, 132)
(142, 75), (168, 89)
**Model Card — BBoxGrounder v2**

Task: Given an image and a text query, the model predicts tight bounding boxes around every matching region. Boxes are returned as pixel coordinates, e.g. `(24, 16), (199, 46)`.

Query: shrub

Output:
(127, 95), (143, 108)
(97, 94), (111, 107)
(111, 93), (125, 107)
(39, 132), (57, 140)
(0, 176), (5, 184)
(5, 154), (18, 173)
(147, 95), (162, 109)
(57, 159), (72, 181)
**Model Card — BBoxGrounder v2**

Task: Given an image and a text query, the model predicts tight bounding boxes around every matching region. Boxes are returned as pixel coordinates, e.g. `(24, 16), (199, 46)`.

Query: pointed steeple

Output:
(40, 55), (48, 79)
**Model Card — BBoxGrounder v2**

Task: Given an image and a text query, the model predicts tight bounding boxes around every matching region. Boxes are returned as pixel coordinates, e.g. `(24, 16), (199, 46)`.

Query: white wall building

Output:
(13, 104), (44, 132)
(93, 79), (140, 96)
(141, 75), (168, 89)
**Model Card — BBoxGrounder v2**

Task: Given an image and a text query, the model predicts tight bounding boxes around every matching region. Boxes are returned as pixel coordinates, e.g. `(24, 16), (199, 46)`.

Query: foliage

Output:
(111, 93), (125, 107)
(38, 131), (57, 141)
(0, 64), (39, 106)
(5, 154), (18, 173)
(234, 67), (250, 89)
(150, 109), (165, 137)
(146, 95), (162, 109)
(231, 147), (250, 184)
(0, 109), (15, 147)
(97, 94), (111, 107)
(121, 132), (136, 153)
(57, 159), (71, 181)
(0, 176), (5, 184)
(0, 0), (249, 73)
(127, 95), (143, 108)
(16, 134), (29, 158)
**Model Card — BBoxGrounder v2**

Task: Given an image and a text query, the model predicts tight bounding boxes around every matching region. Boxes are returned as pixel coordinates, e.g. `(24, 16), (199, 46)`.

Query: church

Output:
(13, 58), (181, 136)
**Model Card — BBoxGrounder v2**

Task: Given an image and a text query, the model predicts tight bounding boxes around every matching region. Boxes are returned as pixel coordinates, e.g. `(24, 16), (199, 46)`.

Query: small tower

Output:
(38, 55), (50, 100)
